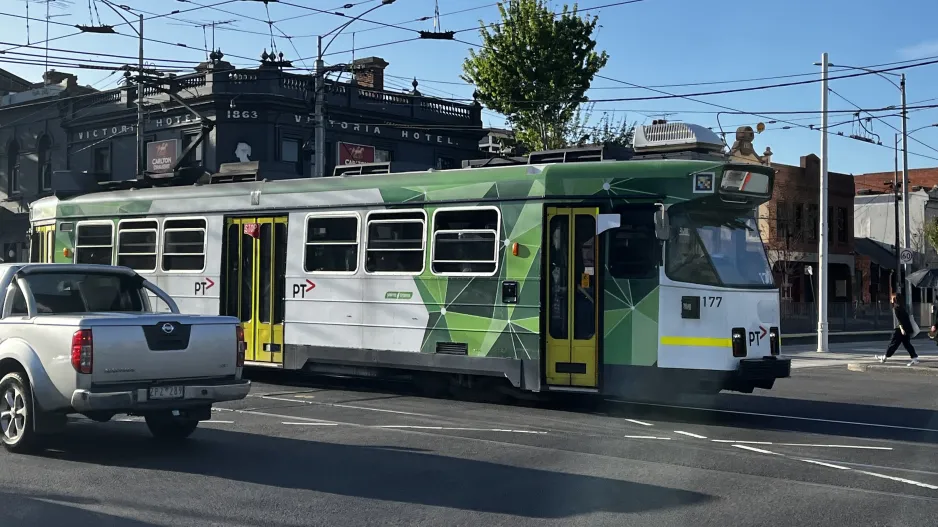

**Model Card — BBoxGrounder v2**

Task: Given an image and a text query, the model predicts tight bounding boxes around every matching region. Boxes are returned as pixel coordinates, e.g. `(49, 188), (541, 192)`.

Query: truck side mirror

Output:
(654, 205), (670, 241)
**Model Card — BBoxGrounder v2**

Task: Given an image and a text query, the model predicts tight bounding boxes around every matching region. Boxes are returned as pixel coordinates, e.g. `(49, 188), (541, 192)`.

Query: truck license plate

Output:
(149, 386), (184, 400)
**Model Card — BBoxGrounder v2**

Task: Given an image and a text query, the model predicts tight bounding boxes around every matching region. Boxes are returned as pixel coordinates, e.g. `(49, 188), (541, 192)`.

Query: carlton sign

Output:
(146, 139), (179, 173)
(338, 142), (375, 165)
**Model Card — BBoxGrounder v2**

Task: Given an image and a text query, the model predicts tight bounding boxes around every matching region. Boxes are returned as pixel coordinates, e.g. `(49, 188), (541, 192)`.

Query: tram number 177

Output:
(701, 296), (722, 308)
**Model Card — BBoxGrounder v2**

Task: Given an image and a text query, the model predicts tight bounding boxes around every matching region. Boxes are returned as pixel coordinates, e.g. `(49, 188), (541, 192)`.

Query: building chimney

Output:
(42, 69), (77, 88)
(352, 57), (389, 91)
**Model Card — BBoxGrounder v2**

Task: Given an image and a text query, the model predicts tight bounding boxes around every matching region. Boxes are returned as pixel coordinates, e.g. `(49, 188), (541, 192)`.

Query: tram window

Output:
(430, 208), (499, 275)
(304, 215), (359, 273)
(29, 231), (41, 263)
(117, 220), (158, 272)
(74, 223), (114, 265)
(162, 218), (206, 272)
(365, 211), (425, 274)
(607, 209), (657, 279)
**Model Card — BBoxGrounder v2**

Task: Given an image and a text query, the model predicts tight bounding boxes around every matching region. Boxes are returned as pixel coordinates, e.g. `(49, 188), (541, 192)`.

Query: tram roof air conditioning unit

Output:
(633, 122), (725, 154)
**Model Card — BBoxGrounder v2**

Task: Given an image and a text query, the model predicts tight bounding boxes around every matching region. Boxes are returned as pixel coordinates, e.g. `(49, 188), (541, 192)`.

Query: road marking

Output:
(732, 444), (781, 455)
(624, 419), (653, 427)
(801, 459), (851, 470)
(605, 399), (938, 434)
(231, 408), (341, 425)
(254, 394), (433, 417)
(856, 470), (938, 490)
(674, 431), (707, 439)
(780, 443), (893, 450)
(282, 422), (339, 426)
(712, 440), (773, 444)
(376, 425), (547, 434)
(623, 435), (671, 440)
(205, 420), (234, 424)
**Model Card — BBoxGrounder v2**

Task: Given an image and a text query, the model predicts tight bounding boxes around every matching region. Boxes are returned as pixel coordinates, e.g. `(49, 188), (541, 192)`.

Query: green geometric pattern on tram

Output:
(601, 280), (660, 367)
(408, 184), (542, 360)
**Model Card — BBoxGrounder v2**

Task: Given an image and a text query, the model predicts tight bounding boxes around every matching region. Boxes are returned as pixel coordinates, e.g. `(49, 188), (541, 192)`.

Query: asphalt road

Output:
(3, 357), (938, 526)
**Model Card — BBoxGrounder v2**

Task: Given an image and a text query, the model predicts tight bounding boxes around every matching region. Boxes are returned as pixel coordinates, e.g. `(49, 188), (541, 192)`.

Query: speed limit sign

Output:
(900, 248), (913, 264)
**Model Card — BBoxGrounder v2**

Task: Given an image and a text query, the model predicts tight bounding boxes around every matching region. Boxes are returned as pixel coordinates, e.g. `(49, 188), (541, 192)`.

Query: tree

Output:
(461, 0), (608, 152)
(565, 103), (636, 147)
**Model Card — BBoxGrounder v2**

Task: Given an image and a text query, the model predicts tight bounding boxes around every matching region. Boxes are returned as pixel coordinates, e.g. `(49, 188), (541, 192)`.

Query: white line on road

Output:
(254, 394), (433, 417)
(624, 419), (653, 427)
(674, 431), (707, 439)
(856, 470), (938, 490)
(606, 399), (938, 434)
(732, 444), (781, 455)
(780, 443), (893, 450)
(205, 420), (234, 424)
(623, 435), (672, 440)
(377, 425), (547, 434)
(711, 440), (774, 444)
(801, 459), (851, 470)
(282, 422), (339, 426)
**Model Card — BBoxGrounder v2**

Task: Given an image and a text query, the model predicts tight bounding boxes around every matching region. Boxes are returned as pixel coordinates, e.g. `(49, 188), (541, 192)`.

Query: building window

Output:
(775, 202), (789, 238)
(93, 145), (111, 176)
(280, 137), (302, 175)
(304, 215), (359, 273)
(436, 156), (456, 170)
(117, 219), (158, 272)
(828, 206), (834, 240)
(793, 203), (804, 238)
(431, 207), (500, 275)
(6, 140), (20, 196)
(182, 132), (203, 166)
(37, 135), (52, 191)
(365, 210), (426, 274)
(162, 218), (206, 272)
(807, 204), (819, 241)
(74, 222), (114, 265)
(375, 148), (392, 163)
(837, 207), (848, 243)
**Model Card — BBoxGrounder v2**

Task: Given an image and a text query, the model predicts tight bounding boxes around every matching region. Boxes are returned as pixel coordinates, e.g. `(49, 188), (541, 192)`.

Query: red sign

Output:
(337, 142), (375, 165)
(243, 223), (259, 238)
(146, 139), (179, 173)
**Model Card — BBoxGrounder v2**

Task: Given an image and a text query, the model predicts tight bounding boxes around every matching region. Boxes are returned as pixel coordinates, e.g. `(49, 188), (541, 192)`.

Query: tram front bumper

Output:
(723, 357), (791, 392)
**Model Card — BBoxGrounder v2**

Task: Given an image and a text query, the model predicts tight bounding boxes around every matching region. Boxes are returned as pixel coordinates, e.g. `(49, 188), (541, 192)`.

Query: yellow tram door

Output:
(224, 217), (288, 366)
(32, 224), (56, 263)
(544, 207), (600, 388)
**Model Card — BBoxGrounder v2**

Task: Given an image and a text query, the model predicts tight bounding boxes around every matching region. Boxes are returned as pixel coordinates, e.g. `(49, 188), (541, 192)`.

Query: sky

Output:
(4, 0), (938, 186)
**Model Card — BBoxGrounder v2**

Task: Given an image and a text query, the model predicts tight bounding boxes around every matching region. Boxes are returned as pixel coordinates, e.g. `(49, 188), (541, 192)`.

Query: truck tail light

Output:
(769, 326), (780, 356)
(235, 325), (246, 367)
(71, 329), (93, 374)
(731, 327), (747, 358)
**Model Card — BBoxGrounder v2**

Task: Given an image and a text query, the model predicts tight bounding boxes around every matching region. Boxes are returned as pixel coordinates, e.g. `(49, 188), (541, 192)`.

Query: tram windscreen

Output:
(666, 211), (774, 289)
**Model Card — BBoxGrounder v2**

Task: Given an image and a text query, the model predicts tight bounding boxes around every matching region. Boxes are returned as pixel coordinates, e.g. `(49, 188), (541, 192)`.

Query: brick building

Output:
(758, 154), (856, 303)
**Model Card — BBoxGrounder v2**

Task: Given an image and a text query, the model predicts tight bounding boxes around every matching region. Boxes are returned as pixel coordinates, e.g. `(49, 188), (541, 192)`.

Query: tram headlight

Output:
(769, 326), (780, 356)
(731, 327), (747, 358)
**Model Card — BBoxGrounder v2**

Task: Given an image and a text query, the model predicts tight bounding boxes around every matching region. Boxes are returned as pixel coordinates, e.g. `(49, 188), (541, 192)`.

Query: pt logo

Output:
(748, 326), (767, 346)
(194, 277), (215, 295)
(292, 279), (315, 298)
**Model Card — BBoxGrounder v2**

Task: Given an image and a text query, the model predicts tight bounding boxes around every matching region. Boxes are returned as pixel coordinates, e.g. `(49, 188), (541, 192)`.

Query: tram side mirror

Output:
(654, 206), (670, 241)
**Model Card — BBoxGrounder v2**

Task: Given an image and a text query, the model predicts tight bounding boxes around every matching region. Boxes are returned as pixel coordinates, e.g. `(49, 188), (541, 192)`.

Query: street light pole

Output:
(894, 133), (901, 293)
(900, 74), (912, 311)
(136, 13), (145, 178)
(314, 36), (325, 178)
(818, 52), (830, 353)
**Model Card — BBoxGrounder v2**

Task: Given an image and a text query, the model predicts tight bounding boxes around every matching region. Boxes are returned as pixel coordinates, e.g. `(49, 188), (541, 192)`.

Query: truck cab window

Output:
(9, 284), (27, 316)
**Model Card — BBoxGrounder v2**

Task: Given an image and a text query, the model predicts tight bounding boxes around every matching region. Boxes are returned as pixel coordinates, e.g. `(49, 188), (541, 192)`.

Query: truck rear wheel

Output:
(0, 372), (40, 453)
(144, 411), (199, 440)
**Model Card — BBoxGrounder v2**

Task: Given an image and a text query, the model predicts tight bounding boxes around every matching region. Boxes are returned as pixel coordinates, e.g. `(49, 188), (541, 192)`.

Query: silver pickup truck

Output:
(0, 263), (250, 453)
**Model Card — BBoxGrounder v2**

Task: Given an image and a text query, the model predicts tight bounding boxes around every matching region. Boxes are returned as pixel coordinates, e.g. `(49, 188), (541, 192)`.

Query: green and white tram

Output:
(28, 122), (789, 396)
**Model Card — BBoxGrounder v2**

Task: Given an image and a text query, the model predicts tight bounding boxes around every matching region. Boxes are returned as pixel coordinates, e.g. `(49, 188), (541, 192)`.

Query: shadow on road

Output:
(3, 490), (161, 526)
(33, 424), (714, 519)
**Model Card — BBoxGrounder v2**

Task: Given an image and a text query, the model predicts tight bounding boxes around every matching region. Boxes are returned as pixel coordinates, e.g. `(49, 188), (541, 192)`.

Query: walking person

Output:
(875, 292), (921, 366)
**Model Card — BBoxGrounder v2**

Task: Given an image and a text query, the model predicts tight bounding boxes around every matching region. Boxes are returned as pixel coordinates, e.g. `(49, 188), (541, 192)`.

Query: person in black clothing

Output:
(875, 292), (921, 365)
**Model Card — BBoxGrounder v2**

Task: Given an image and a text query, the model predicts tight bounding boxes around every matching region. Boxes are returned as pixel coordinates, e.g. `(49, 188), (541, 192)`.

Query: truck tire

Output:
(0, 372), (40, 453)
(144, 411), (199, 440)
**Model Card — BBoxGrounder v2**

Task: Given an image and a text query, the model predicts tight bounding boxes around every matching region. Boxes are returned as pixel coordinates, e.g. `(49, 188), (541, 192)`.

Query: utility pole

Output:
(314, 36), (325, 178)
(136, 13), (145, 178)
(817, 52), (829, 353)
(894, 133), (901, 293)
(900, 74), (912, 311)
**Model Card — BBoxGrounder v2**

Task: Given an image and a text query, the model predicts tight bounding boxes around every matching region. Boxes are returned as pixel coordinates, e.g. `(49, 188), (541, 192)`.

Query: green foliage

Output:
(923, 217), (938, 254)
(565, 103), (635, 147)
(461, 0), (608, 151)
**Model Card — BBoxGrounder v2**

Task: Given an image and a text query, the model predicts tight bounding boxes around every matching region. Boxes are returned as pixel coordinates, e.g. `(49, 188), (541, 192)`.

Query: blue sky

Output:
(4, 0), (938, 179)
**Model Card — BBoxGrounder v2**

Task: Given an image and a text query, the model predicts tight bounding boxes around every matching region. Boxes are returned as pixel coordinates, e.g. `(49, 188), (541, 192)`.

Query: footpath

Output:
(782, 333), (938, 375)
